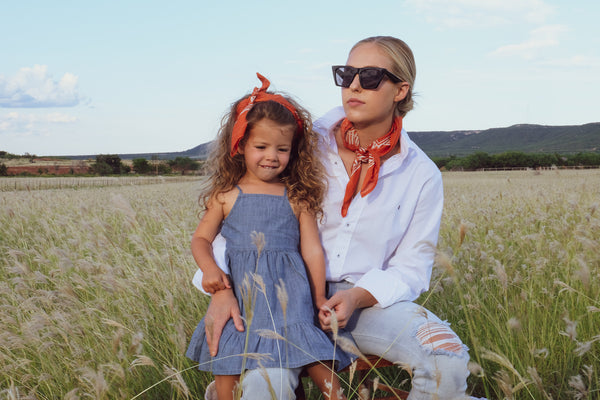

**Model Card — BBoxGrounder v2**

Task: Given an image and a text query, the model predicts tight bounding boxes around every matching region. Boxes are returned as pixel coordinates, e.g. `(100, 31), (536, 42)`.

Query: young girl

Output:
(186, 73), (352, 400)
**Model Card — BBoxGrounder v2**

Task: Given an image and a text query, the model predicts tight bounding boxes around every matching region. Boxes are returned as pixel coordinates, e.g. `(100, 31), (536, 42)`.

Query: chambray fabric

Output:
(186, 188), (352, 375)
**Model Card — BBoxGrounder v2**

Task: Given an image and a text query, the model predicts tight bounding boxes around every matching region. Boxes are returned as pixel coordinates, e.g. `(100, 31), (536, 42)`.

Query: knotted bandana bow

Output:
(230, 73), (304, 156)
(340, 116), (403, 217)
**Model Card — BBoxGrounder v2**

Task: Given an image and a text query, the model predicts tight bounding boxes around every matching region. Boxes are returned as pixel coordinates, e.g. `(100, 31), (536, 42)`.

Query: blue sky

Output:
(1, 0), (599, 156)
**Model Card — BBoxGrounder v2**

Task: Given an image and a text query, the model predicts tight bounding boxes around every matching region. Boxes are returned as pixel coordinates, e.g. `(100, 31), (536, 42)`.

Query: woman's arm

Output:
(298, 210), (328, 309)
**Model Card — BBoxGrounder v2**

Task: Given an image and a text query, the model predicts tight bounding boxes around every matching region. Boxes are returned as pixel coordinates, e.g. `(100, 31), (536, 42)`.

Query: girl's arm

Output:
(191, 195), (231, 294)
(298, 209), (328, 309)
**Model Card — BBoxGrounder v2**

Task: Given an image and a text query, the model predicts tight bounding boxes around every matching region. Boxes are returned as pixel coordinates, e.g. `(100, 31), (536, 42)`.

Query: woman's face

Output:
(342, 43), (408, 130)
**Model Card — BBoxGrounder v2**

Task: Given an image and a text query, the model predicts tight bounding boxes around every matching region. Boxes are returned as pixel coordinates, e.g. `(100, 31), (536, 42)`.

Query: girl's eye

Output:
(279, 148), (290, 153)
(255, 145), (266, 150)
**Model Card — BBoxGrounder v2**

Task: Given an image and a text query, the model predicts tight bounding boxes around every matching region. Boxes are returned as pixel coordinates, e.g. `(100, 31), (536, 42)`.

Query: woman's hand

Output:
(318, 287), (377, 331)
(318, 289), (357, 331)
(204, 288), (244, 357)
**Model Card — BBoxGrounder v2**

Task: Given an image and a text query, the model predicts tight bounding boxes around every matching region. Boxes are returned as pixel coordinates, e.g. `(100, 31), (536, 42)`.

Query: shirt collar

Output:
(314, 106), (415, 169)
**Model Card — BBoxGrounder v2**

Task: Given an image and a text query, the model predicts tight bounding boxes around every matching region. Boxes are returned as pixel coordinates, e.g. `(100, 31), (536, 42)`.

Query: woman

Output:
(200, 36), (479, 400)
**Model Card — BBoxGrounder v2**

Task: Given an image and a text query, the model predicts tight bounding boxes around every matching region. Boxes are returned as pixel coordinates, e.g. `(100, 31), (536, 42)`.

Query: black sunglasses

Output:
(332, 65), (403, 90)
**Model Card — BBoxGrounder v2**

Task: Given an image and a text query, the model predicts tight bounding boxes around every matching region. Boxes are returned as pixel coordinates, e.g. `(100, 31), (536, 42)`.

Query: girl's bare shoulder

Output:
(289, 198), (315, 220)
(210, 187), (240, 217)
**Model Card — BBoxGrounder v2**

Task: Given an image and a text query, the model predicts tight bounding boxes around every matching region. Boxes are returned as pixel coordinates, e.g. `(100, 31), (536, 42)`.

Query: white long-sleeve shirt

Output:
(193, 106), (443, 308)
(314, 107), (443, 307)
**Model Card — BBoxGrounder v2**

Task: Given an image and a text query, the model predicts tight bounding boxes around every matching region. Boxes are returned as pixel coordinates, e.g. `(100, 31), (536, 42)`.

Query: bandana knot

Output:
(340, 116), (403, 217)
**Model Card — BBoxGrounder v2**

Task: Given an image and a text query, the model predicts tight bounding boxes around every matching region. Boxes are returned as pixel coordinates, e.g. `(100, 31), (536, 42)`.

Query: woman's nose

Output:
(349, 73), (362, 91)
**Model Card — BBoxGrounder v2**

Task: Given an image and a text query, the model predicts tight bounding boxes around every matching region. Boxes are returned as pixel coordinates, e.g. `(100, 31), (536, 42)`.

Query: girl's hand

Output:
(202, 269), (231, 294)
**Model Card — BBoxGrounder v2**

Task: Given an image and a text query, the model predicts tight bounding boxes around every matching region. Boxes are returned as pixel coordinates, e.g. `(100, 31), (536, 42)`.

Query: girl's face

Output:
(342, 42), (408, 130)
(239, 118), (295, 184)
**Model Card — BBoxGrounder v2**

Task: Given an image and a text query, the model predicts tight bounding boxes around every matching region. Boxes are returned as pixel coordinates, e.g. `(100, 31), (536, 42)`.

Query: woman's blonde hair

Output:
(352, 36), (417, 117)
(200, 93), (326, 217)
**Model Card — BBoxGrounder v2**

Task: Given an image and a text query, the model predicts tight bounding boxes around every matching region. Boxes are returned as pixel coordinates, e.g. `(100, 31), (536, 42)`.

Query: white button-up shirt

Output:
(193, 106), (443, 308)
(315, 107), (443, 307)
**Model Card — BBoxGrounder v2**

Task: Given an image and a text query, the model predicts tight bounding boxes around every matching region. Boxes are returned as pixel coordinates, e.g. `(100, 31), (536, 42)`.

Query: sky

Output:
(1, 0), (599, 156)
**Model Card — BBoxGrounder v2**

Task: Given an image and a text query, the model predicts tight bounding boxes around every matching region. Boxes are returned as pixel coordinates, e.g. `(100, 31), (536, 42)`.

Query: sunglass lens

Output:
(359, 68), (384, 89)
(335, 67), (357, 88)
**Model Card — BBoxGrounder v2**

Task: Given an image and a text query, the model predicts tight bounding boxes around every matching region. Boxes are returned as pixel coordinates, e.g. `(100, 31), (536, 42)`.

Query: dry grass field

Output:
(0, 170), (598, 399)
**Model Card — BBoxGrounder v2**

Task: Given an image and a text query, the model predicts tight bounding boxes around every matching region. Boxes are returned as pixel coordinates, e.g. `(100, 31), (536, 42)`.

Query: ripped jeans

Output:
(239, 281), (472, 400)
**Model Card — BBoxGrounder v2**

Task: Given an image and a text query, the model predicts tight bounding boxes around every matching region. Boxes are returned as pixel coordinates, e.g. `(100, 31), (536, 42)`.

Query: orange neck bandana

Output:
(340, 116), (403, 217)
(230, 73), (303, 156)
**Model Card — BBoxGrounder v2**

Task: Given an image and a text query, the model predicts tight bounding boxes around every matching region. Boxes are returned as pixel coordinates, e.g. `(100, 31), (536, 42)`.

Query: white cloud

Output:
(0, 111), (78, 136)
(405, 0), (555, 28)
(0, 65), (85, 108)
(538, 55), (600, 68)
(490, 25), (567, 59)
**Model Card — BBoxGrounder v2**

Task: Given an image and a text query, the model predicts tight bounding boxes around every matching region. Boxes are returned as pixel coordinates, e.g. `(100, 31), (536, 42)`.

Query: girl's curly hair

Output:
(199, 93), (326, 217)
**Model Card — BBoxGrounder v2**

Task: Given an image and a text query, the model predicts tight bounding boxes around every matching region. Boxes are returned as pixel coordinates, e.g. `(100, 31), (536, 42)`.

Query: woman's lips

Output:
(346, 98), (364, 107)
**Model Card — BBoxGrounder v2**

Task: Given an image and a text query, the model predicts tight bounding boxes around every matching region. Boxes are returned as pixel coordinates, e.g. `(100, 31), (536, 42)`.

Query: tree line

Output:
(0, 152), (201, 176)
(433, 151), (600, 171)
(3, 150), (599, 176)
(91, 155), (201, 175)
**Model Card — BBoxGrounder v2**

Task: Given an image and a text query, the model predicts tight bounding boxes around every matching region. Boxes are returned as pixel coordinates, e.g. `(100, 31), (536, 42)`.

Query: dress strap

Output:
(235, 185), (243, 194)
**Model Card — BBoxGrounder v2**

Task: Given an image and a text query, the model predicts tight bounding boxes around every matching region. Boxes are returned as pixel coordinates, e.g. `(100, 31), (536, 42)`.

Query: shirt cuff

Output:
(355, 269), (412, 308)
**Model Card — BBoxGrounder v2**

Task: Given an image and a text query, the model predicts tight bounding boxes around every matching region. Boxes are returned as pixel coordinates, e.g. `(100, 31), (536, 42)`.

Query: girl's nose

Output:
(265, 149), (277, 160)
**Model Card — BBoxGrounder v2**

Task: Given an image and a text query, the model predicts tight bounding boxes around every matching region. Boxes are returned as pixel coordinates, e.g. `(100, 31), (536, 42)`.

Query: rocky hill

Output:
(62, 122), (600, 160)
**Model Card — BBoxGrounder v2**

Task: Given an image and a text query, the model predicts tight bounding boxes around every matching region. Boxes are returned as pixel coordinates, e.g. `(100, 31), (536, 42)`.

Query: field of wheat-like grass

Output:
(431, 170), (599, 399)
(0, 170), (598, 399)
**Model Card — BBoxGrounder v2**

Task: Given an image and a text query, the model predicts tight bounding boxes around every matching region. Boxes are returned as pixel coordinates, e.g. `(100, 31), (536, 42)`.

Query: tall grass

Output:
(0, 181), (209, 399)
(1, 170), (598, 399)
(0, 176), (196, 192)
(429, 170), (599, 399)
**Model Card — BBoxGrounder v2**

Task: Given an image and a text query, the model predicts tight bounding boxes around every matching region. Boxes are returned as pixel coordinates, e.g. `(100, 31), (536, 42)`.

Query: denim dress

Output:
(186, 187), (352, 375)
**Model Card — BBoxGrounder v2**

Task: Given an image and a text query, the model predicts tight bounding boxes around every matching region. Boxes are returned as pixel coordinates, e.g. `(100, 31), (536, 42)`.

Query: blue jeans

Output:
(239, 281), (473, 400)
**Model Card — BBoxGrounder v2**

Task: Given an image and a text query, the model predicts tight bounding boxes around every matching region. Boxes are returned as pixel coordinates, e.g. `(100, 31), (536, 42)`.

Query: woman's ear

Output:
(393, 82), (410, 103)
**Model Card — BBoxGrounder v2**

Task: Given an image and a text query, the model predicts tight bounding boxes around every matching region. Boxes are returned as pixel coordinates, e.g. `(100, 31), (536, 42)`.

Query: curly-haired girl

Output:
(186, 73), (351, 400)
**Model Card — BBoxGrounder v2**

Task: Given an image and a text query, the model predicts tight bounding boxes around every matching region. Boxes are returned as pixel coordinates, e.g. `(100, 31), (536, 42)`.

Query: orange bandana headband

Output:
(230, 73), (304, 156)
